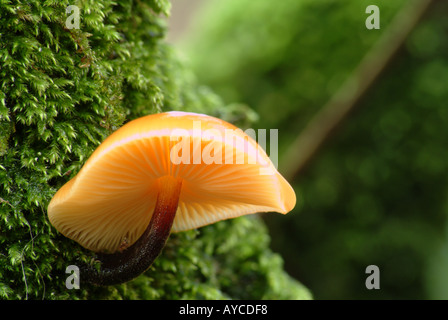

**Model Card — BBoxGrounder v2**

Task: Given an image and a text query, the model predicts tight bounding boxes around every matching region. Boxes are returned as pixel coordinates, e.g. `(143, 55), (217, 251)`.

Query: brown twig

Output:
(280, 0), (436, 182)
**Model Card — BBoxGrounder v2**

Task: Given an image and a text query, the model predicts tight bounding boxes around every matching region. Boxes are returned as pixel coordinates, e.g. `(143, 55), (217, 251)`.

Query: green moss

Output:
(0, 0), (310, 299)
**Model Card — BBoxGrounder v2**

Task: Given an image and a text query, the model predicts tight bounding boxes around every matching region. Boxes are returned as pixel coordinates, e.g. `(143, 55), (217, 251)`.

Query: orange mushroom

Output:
(47, 111), (296, 285)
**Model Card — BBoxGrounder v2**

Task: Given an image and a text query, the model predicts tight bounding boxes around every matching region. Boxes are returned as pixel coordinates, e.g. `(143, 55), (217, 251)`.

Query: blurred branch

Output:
(280, 0), (436, 182)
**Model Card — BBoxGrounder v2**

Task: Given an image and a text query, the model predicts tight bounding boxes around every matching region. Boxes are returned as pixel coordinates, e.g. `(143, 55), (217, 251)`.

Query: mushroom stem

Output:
(83, 176), (183, 286)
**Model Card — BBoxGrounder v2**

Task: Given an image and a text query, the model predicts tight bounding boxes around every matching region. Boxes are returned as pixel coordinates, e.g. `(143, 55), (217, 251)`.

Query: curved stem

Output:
(82, 176), (183, 286)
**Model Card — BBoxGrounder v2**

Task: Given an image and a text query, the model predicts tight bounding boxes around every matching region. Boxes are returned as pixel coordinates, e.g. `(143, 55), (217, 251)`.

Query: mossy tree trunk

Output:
(0, 0), (310, 299)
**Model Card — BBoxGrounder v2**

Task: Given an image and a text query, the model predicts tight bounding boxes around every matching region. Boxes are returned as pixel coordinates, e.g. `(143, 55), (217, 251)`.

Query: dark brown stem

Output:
(82, 176), (183, 286)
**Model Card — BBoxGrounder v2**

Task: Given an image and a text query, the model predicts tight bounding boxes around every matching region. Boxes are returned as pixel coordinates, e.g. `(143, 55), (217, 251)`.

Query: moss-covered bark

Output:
(0, 0), (310, 299)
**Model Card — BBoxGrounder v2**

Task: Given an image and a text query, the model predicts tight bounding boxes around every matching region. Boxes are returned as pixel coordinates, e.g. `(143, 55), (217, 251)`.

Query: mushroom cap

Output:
(47, 111), (296, 253)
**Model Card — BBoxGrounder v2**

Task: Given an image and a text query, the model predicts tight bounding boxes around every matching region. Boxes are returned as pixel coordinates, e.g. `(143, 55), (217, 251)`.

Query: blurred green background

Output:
(167, 0), (448, 299)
